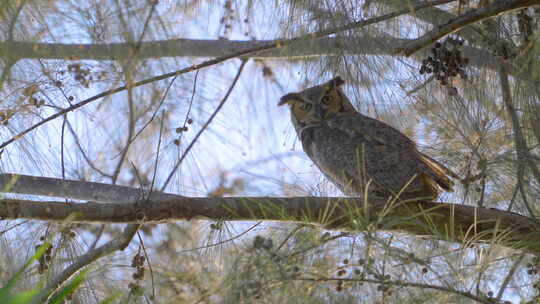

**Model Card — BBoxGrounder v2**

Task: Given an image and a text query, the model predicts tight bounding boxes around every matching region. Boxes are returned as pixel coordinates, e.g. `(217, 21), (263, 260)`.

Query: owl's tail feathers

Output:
(418, 152), (459, 191)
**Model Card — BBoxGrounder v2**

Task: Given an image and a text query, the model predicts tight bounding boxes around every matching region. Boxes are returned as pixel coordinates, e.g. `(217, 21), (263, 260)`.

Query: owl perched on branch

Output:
(279, 77), (458, 201)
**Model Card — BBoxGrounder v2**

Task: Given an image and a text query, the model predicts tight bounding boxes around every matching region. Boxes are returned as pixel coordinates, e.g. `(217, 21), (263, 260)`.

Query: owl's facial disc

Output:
(279, 76), (352, 125)
(319, 87), (356, 119)
(278, 94), (322, 125)
(292, 101), (323, 124)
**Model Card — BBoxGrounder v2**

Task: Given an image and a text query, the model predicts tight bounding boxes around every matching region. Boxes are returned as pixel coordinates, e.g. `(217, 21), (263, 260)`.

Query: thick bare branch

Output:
(1, 192), (539, 254)
(0, 173), (177, 203)
(0, 37), (497, 67)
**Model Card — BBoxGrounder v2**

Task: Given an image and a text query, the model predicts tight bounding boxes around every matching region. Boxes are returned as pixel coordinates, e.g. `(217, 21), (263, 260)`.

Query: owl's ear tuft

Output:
(278, 93), (302, 106)
(329, 76), (345, 88)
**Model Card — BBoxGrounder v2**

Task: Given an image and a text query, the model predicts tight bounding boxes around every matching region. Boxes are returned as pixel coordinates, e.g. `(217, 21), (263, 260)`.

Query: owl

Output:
(279, 76), (457, 201)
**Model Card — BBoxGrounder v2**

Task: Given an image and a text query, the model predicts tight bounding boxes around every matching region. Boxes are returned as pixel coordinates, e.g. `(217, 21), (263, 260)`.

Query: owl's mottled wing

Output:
(325, 113), (454, 195)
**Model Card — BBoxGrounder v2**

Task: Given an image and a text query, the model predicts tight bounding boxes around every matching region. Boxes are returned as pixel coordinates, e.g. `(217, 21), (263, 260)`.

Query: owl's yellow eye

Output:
(300, 103), (312, 111)
(321, 95), (332, 105)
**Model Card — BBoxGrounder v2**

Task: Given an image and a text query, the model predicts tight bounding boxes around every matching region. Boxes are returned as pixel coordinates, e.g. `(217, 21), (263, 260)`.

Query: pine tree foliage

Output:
(0, 0), (539, 303)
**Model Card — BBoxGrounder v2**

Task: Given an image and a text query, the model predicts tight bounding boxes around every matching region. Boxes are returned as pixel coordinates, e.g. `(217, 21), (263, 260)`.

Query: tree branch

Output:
(498, 60), (540, 214)
(0, 36), (498, 67)
(0, 173), (171, 203)
(0, 0), (457, 151)
(1, 175), (539, 254)
(296, 276), (494, 304)
(397, 0), (540, 56)
(0, 1), (458, 60)
(37, 224), (139, 304)
(161, 59), (247, 190)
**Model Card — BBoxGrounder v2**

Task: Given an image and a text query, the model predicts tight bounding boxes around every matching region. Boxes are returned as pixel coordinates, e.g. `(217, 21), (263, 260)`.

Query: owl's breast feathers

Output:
(301, 114), (457, 200)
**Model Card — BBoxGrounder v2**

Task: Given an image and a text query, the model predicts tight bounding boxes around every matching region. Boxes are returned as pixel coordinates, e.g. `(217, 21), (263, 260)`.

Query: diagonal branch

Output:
(498, 60), (540, 215)
(36, 224), (139, 304)
(0, 1), (457, 61)
(397, 0), (540, 56)
(0, 0), (455, 150)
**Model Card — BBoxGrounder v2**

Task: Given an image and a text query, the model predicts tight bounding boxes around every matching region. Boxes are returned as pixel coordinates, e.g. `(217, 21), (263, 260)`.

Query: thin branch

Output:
(64, 120), (113, 178)
(110, 72), (136, 183)
(136, 232), (155, 301)
(0, 219), (30, 235)
(289, 233), (350, 258)
(277, 224), (305, 251)
(498, 60), (539, 217)
(113, 74), (179, 161)
(397, 0), (540, 56)
(148, 110), (166, 201)
(176, 221), (262, 254)
(38, 223), (139, 304)
(110, 0), (159, 184)
(495, 253), (525, 302)
(6, 0), (27, 41)
(161, 59), (247, 191)
(60, 116), (67, 180)
(295, 276), (495, 304)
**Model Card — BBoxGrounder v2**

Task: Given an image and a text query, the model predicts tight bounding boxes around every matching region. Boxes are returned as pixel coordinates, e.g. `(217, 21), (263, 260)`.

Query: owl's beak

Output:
(278, 93), (302, 106)
(313, 104), (323, 120)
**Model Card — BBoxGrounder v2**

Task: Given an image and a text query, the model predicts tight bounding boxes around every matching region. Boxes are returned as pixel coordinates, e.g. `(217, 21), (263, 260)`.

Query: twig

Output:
(110, 0), (159, 183)
(0, 0), (26, 89)
(277, 224), (306, 251)
(177, 70), (199, 142)
(0, 219), (30, 235)
(110, 74), (136, 184)
(148, 110), (166, 202)
(295, 276), (496, 304)
(64, 120), (113, 178)
(176, 222), (262, 253)
(495, 253), (525, 302)
(6, 0), (27, 41)
(60, 116), (67, 180)
(161, 59), (247, 190)
(136, 232), (155, 301)
(290, 233), (349, 257)
(113, 74), (179, 160)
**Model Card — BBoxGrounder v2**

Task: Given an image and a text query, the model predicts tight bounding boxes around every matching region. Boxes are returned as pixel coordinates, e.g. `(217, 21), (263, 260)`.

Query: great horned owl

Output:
(279, 76), (457, 201)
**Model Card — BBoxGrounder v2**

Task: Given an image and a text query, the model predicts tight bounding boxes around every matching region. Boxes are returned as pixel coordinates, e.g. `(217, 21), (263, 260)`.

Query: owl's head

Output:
(278, 76), (356, 128)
